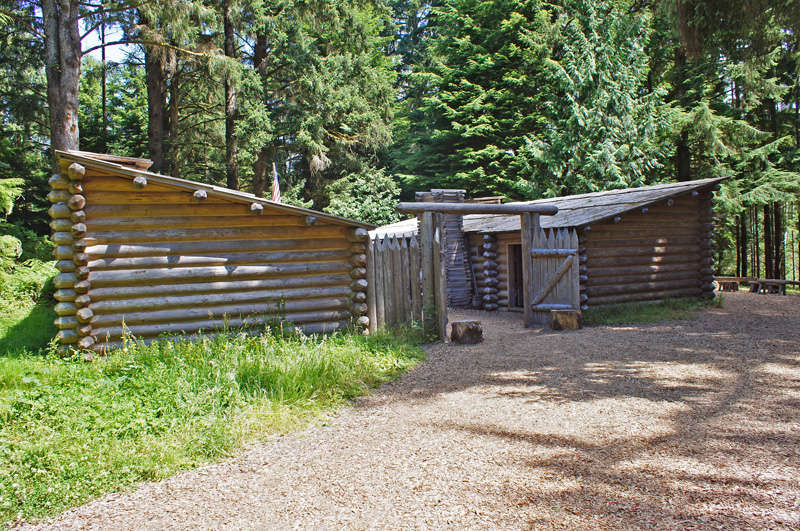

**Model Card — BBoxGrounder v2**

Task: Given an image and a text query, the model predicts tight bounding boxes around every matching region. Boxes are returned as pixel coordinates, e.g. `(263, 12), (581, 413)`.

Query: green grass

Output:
(0, 257), (427, 525)
(0, 328), (425, 525)
(582, 296), (724, 326)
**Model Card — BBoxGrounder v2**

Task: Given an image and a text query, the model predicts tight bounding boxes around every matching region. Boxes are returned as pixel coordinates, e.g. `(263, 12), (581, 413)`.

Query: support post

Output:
(520, 213), (539, 328)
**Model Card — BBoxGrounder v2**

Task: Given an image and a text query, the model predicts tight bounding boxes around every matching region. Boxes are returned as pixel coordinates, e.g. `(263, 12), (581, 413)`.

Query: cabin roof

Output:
(56, 150), (375, 229)
(373, 178), (725, 238)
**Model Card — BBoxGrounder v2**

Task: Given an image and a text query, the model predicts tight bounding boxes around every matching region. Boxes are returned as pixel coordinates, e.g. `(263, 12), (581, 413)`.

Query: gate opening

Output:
(507, 244), (524, 310)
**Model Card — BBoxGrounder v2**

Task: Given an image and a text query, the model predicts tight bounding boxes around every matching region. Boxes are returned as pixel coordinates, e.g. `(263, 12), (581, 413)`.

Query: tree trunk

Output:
(144, 45), (167, 173)
(167, 67), (180, 176)
(673, 50), (691, 182)
(754, 206), (761, 279)
(774, 202), (784, 279)
(252, 32), (269, 197)
(764, 204), (773, 279)
(736, 214), (741, 277)
(740, 211), (748, 278)
(42, 0), (81, 173)
(224, 0), (239, 190)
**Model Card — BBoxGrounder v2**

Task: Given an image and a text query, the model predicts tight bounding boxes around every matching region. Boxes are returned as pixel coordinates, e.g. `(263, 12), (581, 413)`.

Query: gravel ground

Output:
(17, 291), (800, 530)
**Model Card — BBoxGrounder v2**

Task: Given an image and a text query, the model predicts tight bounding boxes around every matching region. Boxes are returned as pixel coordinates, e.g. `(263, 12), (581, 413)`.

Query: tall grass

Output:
(0, 327), (425, 525)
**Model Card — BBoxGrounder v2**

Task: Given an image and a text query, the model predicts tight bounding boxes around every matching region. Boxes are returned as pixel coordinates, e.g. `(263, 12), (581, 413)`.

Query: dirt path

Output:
(20, 292), (800, 530)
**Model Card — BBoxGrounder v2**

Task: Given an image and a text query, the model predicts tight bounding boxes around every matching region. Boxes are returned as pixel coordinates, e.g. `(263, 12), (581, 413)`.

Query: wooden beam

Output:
(396, 202), (558, 216)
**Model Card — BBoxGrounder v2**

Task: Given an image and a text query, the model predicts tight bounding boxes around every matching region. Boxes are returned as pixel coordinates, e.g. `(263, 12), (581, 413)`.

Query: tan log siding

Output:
(468, 232), (517, 310)
(582, 193), (703, 306)
(76, 170), (353, 349)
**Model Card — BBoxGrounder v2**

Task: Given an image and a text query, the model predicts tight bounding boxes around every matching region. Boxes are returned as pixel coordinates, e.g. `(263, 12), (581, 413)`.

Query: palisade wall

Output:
(49, 153), (370, 353)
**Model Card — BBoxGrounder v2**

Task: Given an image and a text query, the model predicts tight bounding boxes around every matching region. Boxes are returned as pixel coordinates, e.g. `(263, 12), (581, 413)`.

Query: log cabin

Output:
(48, 151), (373, 353)
(375, 178), (724, 311)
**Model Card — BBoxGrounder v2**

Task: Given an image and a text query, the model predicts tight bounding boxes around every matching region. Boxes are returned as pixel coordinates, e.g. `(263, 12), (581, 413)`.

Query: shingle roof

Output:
(374, 177), (725, 237)
(57, 150), (374, 229)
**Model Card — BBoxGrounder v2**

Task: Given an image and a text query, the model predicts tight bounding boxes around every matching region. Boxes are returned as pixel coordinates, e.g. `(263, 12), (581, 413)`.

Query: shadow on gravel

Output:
(381, 293), (800, 530)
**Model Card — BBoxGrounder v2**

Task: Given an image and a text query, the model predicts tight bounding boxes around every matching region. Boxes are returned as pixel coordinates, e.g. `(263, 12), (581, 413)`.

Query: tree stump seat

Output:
(450, 320), (483, 344)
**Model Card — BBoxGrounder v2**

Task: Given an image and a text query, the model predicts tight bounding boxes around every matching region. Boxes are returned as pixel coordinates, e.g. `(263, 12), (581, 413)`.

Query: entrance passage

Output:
(507, 244), (524, 310)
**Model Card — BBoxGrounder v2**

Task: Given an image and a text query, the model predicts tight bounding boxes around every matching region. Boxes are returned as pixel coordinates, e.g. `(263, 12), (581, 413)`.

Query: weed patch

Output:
(582, 296), (723, 326)
(0, 328), (425, 525)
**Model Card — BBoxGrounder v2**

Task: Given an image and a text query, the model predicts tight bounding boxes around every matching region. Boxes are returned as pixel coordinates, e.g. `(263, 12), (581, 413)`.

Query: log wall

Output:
(50, 162), (366, 352)
(580, 191), (712, 307)
(468, 231), (517, 311)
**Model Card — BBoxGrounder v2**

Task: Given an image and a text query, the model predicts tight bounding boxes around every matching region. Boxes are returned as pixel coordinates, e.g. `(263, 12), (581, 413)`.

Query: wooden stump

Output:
(551, 310), (583, 331)
(451, 320), (483, 344)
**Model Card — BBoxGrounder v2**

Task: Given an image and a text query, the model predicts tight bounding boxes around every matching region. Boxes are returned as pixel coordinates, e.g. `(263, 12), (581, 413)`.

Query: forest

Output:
(1, 0), (799, 280)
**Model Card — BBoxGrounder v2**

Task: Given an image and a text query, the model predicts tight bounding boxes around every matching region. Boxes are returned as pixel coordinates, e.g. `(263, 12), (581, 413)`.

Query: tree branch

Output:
(0, 8), (44, 38)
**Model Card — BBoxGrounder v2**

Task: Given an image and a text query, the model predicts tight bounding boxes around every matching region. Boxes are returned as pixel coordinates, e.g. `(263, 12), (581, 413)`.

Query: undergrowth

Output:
(582, 296), (724, 326)
(0, 327), (425, 525)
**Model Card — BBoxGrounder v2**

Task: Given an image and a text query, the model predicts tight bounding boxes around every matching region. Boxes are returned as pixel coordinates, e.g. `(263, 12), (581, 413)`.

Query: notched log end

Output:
(67, 163), (85, 180)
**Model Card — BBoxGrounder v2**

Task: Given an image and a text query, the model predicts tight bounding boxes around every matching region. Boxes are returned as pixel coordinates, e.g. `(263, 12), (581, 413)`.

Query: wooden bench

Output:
(748, 279), (800, 295)
(717, 280), (739, 292)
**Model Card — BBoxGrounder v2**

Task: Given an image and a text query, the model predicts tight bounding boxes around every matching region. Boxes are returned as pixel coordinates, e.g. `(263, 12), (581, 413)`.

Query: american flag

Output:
(271, 162), (281, 203)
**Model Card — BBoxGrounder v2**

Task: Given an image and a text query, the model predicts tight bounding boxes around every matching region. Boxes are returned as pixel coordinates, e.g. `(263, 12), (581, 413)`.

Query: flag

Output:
(271, 162), (281, 203)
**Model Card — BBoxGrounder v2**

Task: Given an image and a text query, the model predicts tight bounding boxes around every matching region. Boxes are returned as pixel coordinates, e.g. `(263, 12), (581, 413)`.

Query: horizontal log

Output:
(585, 278), (700, 297)
(76, 307), (94, 323)
(54, 289), (77, 302)
(55, 302), (78, 316)
(588, 225), (700, 239)
(87, 261), (351, 288)
(90, 308), (351, 341)
(85, 214), (310, 231)
(53, 245), (74, 260)
(345, 227), (369, 242)
(351, 291), (367, 303)
(48, 203), (72, 219)
(71, 223), (87, 238)
(57, 329), (79, 343)
(78, 336), (96, 350)
(89, 285), (352, 314)
(73, 253), (89, 266)
(68, 195), (85, 210)
(48, 190), (72, 203)
(587, 287), (702, 306)
(51, 232), (73, 245)
(531, 303), (575, 312)
(84, 202), (294, 219)
(67, 163), (85, 180)
(584, 270), (700, 287)
(584, 245), (700, 260)
(583, 236), (700, 250)
(55, 260), (76, 273)
(586, 262), (700, 279)
(588, 253), (701, 269)
(93, 321), (350, 351)
(90, 298), (350, 329)
(74, 280), (91, 293)
(349, 267), (367, 280)
(83, 224), (346, 245)
(53, 273), (77, 289)
(87, 273), (351, 301)
(87, 249), (351, 271)
(50, 218), (73, 232)
(82, 191), (228, 205)
(84, 237), (348, 259)
(49, 174), (70, 189)
(349, 243), (366, 254)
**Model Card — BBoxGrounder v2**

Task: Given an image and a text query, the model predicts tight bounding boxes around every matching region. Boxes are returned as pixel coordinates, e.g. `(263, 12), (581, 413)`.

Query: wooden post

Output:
(520, 212), (539, 328)
(433, 213), (448, 341)
(420, 212), (435, 332)
(365, 237), (377, 334)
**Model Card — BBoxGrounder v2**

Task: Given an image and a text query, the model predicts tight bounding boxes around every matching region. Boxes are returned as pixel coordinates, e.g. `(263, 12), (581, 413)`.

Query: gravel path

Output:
(19, 292), (800, 530)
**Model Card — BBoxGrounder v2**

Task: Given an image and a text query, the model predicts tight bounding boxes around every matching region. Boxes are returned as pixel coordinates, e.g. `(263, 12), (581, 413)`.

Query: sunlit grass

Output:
(582, 296), (724, 326)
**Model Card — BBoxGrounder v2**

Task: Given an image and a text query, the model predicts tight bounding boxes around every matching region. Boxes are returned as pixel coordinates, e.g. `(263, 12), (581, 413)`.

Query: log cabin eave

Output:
(55, 150), (375, 230)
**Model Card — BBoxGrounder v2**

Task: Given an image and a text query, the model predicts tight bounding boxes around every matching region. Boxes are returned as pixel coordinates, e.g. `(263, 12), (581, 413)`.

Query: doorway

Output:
(507, 243), (524, 310)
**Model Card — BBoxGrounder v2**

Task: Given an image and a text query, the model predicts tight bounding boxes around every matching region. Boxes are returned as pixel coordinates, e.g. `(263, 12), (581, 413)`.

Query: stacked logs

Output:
(48, 162), (94, 353)
(482, 234), (499, 311)
(578, 227), (589, 311)
(697, 188), (717, 299)
(347, 227), (370, 331)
